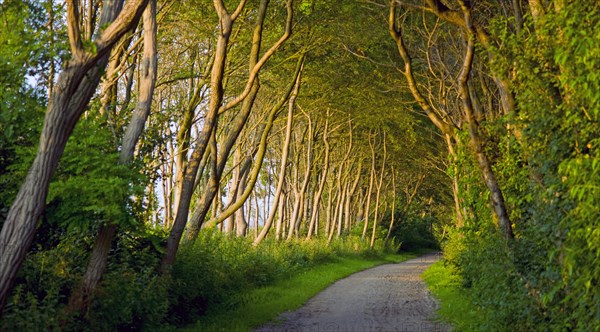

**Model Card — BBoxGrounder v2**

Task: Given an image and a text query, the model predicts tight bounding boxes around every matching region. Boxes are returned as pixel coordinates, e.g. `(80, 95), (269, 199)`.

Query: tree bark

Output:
(385, 167), (397, 243)
(285, 101), (311, 241)
(202, 55), (305, 232)
(361, 131), (376, 239)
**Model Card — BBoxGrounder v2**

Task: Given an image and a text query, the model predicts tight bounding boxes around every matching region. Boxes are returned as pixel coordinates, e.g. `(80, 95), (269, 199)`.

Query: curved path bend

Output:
(255, 253), (450, 332)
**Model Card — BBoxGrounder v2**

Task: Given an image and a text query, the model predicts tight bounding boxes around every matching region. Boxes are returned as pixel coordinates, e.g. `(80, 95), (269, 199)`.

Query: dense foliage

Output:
(439, 2), (600, 330)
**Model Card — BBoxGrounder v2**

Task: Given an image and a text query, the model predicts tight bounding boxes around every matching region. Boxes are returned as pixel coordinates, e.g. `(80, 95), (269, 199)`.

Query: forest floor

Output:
(254, 252), (450, 332)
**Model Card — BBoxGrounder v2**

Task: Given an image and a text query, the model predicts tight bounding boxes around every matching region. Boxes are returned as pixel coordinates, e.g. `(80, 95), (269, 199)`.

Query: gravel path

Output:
(255, 253), (450, 332)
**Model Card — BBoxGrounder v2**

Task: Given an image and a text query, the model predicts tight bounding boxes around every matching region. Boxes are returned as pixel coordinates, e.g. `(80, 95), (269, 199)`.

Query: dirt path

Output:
(255, 253), (450, 332)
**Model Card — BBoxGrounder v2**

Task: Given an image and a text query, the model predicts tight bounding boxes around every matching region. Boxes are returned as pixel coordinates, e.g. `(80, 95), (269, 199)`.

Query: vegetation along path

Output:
(256, 253), (449, 332)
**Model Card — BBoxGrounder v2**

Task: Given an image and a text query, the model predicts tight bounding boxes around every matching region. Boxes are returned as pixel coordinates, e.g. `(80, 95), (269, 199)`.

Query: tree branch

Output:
(66, 0), (84, 58)
(220, 0), (294, 113)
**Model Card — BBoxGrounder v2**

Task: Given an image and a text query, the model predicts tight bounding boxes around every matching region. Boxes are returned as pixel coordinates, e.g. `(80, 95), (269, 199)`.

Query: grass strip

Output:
(422, 260), (485, 331)
(179, 252), (417, 331)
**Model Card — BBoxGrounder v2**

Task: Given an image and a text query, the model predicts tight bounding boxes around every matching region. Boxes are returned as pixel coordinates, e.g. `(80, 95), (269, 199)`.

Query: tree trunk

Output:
(286, 118), (312, 240)
(306, 115), (330, 239)
(202, 55), (305, 231)
(161, 0), (242, 271)
(370, 133), (387, 249)
(0, 0), (149, 312)
(67, 0), (157, 314)
(254, 69), (300, 245)
(345, 159), (362, 231)
(385, 167), (397, 243)
(456, 3), (514, 239)
(362, 131), (376, 239)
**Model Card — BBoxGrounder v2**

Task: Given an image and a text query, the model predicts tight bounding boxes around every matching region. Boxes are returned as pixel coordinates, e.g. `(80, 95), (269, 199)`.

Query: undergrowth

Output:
(1, 229), (402, 330)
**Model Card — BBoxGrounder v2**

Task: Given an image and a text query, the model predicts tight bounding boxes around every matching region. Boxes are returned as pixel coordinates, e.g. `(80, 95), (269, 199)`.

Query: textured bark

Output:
(66, 223), (116, 313)
(0, 0), (148, 312)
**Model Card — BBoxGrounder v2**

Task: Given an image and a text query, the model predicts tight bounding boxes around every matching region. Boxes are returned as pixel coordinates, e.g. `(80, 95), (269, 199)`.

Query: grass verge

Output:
(422, 260), (483, 331)
(179, 252), (417, 331)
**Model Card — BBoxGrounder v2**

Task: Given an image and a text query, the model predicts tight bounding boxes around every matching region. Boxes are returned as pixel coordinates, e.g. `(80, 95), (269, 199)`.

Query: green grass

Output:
(422, 260), (485, 331)
(178, 252), (417, 332)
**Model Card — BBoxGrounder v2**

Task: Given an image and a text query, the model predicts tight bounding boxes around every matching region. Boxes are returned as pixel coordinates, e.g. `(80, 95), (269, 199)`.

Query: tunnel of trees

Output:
(0, 0), (598, 330)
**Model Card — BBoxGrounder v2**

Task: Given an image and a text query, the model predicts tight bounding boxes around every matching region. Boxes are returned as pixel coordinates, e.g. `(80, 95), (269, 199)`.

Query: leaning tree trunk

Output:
(370, 133), (387, 249)
(361, 131), (376, 239)
(161, 0), (241, 272)
(67, 0), (157, 314)
(285, 98), (311, 241)
(0, 0), (149, 313)
(388, 1), (513, 239)
(254, 70), (301, 245)
(201, 54), (305, 232)
(456, 2), (513, 239)
(306, 115), (330, 240)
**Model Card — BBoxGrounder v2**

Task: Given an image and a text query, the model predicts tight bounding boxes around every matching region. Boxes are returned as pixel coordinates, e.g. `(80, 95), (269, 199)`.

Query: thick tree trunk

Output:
(0, 0), (149, 312)
(66, 223), (116, 313)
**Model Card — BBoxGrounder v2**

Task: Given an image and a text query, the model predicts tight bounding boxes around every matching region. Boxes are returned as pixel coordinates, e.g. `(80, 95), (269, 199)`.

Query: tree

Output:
(0, 0), (149, 313)
(67, 0), (158, 313)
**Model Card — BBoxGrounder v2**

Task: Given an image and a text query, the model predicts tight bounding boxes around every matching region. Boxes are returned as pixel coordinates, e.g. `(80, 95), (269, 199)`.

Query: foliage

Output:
(0, 228), (168, 331)
(0, 0), (47, 222)
(45, 117), (145, 233)
(431, 2), (600, 330)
